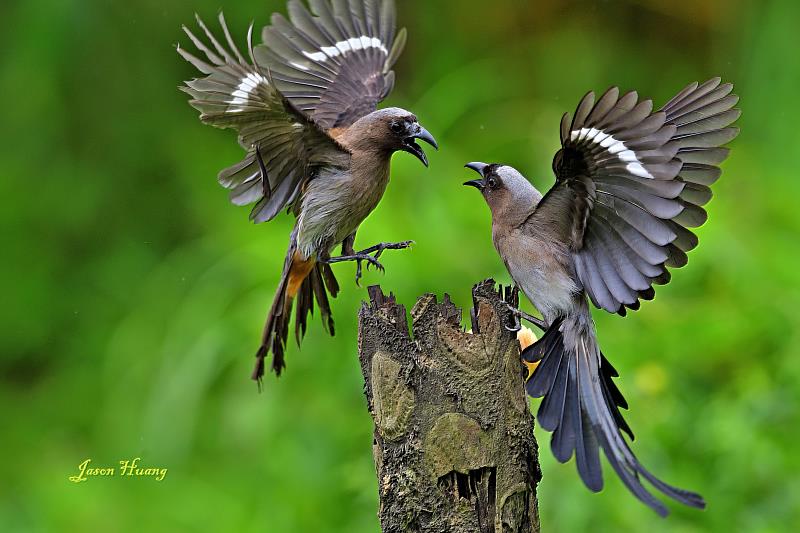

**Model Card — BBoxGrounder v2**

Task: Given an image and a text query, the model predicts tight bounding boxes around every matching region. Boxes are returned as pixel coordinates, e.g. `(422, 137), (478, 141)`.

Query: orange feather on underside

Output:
(286, 251), (315, 299)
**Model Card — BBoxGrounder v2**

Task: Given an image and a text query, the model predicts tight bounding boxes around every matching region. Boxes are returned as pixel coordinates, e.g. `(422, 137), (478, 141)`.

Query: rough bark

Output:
(358, 280), (541, 533)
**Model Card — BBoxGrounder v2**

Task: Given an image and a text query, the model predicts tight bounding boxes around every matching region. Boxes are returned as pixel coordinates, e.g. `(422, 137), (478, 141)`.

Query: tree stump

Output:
(358, 280), (541, 533)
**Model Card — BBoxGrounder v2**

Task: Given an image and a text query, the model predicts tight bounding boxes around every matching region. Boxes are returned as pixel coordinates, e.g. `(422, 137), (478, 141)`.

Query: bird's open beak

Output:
(402, 125), (438, 167)
(463, 162), (488, 189)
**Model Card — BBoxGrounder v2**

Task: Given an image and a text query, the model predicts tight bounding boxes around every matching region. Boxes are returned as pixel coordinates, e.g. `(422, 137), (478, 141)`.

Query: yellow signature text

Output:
(68, 458), (167, 483)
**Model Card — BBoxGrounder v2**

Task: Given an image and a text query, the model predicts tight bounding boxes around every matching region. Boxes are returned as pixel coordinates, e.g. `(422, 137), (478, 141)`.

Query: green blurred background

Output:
(2, 0), (798, 531)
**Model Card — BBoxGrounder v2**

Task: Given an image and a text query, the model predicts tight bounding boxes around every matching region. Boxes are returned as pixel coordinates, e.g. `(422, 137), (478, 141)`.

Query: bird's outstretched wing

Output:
(179, 14), (351, 223)
(533, 78), (740, 315)
(255, 0), (406, 129)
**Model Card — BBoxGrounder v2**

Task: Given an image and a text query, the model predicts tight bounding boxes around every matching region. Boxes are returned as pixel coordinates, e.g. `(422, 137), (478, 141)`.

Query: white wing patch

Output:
(302, 36), (388, 63)
(570, 127), (655, 179)
(229, 72), (268, 111)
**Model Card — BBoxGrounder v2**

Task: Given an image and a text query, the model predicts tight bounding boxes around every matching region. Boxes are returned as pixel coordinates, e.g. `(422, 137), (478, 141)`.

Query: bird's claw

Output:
(325, 240), (413, 286)
(351, 240), (412, 284)
(364, 255), (385, 272)
(353, 253), (385, 286)
(372, 240), (414, 259)
(505, 308), (522, 332)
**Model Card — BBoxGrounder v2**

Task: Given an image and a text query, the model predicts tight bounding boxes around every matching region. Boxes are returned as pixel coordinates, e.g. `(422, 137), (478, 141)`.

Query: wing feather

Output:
(179, 15), (350, 223)
(530, 78), (739, 314)
(255, 0), (405, 129)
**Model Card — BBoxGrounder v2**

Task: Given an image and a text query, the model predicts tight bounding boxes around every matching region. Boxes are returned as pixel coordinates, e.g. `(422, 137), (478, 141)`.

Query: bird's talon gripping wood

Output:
(505, 303), (548, 332)
(505, 311), (521, 332)
(178, 0), (436, 382)
(465, 77), (739, 516)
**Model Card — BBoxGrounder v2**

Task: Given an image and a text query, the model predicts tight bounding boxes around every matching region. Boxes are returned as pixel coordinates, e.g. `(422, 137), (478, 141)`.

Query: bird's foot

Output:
(505, 310), (522, 332)
(325, 241), (413, 286)
(505, 304), (547, 332)
(357, 240), (414, 260)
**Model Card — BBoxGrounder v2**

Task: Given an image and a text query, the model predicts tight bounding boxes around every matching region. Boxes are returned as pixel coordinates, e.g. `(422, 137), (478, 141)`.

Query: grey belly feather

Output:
(296, 167), (389, 259)
(497, 230), (580, 323)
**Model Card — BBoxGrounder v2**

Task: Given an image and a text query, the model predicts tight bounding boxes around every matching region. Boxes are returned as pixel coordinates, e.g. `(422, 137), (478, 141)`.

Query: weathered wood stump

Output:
(357, 280), (541, 533)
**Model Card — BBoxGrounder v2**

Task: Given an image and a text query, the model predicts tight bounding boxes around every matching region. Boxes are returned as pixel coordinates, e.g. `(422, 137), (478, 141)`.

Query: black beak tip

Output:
(464, 162), (488, 190)
(465, 162), (489, 175)
(416, 127), (438, 151)
(463, 179), (484, 189)
(402, 140), (429, 167)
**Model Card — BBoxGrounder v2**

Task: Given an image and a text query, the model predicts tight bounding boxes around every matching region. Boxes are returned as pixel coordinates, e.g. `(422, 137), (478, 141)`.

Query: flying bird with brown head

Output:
(465, 78), (739, 515)
(178, 0), (437, 383)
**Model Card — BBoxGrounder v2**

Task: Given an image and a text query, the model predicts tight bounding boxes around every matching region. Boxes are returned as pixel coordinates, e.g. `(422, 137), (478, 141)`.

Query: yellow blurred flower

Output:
(517, 325), (539, 380)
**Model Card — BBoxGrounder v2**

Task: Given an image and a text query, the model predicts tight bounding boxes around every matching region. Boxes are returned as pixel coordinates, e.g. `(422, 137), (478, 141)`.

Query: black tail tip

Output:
(650, 492), (706, 517)
(251, 346), (267, 389)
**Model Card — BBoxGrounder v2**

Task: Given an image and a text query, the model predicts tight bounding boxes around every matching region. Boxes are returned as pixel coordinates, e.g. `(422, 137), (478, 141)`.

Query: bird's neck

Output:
(493, 202), (538, 230)
(489, 183), (544, 230)
(325, 123), (389, 178)
(348, 148), (393, 186)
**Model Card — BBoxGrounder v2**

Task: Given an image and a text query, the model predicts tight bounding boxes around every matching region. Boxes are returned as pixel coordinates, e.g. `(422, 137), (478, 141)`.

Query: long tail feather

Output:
(252, 229), (337, 385)
(525, 309), (705, 516)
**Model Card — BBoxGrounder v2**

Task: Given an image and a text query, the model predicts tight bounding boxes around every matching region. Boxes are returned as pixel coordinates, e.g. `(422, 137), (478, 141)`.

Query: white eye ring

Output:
(487, 177), (498, 189)
(390, 121), (404, 134)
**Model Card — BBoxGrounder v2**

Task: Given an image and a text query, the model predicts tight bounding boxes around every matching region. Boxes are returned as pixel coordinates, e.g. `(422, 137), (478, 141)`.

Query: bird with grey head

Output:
(465, 78), (740, 516)
(178, 0), (437, 383)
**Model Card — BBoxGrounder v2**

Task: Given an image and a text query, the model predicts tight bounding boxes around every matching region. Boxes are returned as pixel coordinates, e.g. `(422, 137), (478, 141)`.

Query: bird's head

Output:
(353, 107), (438, 166)
(463, 162), (543, 221)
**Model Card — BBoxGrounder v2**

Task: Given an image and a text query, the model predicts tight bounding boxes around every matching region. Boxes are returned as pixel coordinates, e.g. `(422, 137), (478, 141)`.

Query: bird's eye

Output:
(390, 121), (404, 134)
(487, 177), (498, 189)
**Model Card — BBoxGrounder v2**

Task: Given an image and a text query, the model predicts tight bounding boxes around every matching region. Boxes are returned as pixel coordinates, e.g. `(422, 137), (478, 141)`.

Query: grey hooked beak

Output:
(402, 124), (438, 167)
(464, 162), (488, 189)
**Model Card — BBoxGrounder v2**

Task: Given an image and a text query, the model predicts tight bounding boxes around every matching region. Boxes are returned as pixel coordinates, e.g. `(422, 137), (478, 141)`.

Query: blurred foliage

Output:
(1, 0), (798, 531)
